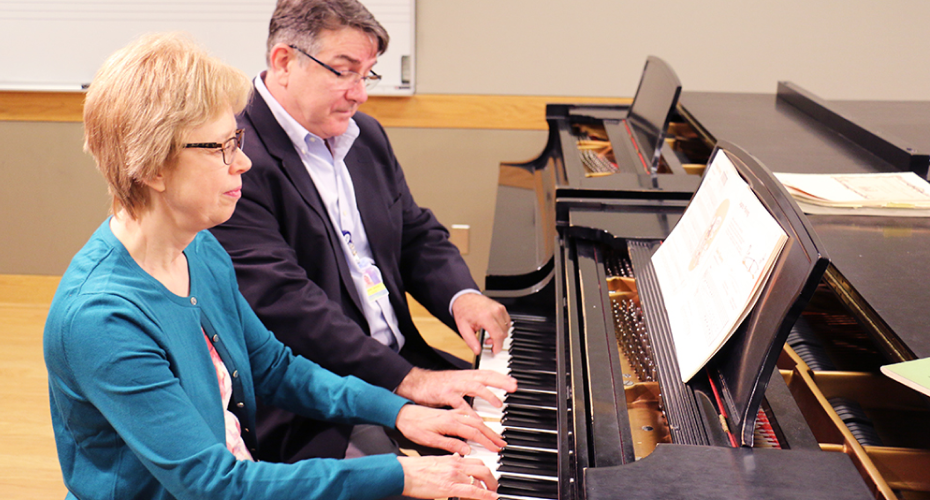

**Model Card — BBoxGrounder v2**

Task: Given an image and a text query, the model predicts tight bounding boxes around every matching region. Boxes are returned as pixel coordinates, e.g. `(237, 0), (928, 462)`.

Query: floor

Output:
(0, 274), (473, 500)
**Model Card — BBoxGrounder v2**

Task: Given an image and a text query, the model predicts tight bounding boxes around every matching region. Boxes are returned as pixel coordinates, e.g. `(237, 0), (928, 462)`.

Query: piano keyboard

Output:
(467, 313), (560, 500)
(465, 292), (788, 499)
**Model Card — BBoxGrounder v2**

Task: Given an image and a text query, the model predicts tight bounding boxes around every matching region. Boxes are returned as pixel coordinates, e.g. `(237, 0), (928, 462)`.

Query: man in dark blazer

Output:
(211, 0), (516, 464)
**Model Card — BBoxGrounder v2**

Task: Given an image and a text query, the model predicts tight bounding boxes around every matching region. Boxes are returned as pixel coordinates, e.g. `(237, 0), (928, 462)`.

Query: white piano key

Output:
(473, 396), (504, 420)
(465, 421), (504, 479)
(469, 319), (560, 500)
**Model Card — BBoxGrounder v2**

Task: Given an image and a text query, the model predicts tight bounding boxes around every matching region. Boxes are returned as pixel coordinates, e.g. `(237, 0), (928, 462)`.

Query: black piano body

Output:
(482, 81), (930, 499)
(679, 84), (930, 499)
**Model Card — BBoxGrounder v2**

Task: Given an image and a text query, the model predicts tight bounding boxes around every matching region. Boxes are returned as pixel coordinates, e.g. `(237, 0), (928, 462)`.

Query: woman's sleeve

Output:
(60, 296), (404, 500)
(235, 287), (412, 429)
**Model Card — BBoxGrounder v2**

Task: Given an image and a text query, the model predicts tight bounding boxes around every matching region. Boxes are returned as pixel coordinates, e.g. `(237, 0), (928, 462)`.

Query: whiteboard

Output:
(0, 0), (414, 95)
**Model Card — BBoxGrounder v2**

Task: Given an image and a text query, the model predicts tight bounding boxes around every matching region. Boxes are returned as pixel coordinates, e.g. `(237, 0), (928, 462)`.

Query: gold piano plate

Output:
(779, 315), (930, 500)
(624, 381), (671, 460)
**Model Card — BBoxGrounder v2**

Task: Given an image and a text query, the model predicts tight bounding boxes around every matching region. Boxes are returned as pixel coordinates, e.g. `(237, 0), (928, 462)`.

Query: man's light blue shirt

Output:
(254, 75), (405, 350)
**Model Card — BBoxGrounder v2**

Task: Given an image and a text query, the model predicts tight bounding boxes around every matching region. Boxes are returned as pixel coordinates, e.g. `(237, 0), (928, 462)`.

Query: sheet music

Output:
(652, 151), (787, 382)
(774, 171), (930, 211)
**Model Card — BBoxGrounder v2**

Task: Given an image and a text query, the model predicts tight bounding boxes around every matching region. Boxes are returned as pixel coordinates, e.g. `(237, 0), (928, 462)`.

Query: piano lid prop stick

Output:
(707, 370), (739, 447)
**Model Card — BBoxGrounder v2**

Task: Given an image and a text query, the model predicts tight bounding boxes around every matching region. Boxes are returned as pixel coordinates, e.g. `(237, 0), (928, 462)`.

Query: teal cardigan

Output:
(44, 220), (408, 500)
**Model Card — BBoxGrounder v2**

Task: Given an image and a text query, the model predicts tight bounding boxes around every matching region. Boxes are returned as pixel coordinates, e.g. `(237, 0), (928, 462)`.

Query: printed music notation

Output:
(652, 151), (787, 382)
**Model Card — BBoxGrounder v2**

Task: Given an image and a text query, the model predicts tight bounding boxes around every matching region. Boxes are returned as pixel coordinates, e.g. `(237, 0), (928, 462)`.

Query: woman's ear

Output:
(143, 171), (167, 193)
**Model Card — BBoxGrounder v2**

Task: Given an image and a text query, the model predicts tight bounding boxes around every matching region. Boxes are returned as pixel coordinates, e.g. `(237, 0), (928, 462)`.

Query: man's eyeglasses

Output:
(184, 129), (244, 166)
(288, 44), (381, 91)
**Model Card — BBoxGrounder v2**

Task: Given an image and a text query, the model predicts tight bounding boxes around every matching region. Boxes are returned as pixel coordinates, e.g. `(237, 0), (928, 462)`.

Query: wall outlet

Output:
(449, 224), (470, 255)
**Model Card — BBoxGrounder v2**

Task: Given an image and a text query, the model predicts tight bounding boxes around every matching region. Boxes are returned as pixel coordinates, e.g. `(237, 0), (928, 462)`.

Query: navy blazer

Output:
(211, 89), (477, 462)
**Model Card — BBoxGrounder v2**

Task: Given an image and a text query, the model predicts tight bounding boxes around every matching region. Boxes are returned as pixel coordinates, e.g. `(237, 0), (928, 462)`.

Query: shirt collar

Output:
(254, 72), (359, 162)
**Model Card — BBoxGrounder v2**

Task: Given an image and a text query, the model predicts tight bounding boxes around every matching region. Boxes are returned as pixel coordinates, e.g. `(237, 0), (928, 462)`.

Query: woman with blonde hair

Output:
(44, 32), (500, 500)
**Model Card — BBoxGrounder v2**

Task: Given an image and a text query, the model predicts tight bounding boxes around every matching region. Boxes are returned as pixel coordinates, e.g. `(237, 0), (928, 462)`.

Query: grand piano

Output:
(471, 59), (930, 500)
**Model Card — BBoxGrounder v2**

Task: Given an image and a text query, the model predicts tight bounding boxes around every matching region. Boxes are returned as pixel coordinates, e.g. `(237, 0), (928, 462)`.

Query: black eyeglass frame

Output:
(183, 128), (245, 166)
(288, 44), (382, 90)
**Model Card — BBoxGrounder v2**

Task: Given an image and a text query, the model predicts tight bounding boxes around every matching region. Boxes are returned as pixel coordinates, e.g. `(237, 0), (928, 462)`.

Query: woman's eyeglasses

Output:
(184, 129), (245, 165)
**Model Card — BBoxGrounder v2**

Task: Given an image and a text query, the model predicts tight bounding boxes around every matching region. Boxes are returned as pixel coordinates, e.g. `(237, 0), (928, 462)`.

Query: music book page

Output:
(652, 152), (788, 382)
(774, 171), (930, 209)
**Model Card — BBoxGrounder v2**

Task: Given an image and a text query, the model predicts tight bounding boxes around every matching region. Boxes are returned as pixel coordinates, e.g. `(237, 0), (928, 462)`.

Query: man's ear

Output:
(267, 43), (296, 87)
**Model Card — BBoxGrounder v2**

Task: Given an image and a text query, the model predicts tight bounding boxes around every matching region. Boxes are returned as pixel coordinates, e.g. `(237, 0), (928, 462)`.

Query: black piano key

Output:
(509, 370), (556, 383)
(509, 360), (557, 374)
(505, 403), (558, 413)
(509, 349), (556, 360)
(501, 447), (558, 463)
(498, 476), (559, 499)
(498, 461), (558, 477)
(510, 319), (554, 331)
(505, 391), (557, 407)
(503, 416), (557, 430)
(504, 405), (556, 418)
(509, 338), (555, 351)
(509, 348), (556, 360)
(502, 429), (558, 449)
(502, 415), (557, 431)
(498, 495), (557, 500)
(510, 332), (555, 343)
(512, 324), (551, 333)
(499, 453), (558, 468)
(510, 323), (555, 334)
(509, 347), (554, 357)
(509, 378), (557, 393)
(502, 409), (556, 422)
(509, 378), (556, 393)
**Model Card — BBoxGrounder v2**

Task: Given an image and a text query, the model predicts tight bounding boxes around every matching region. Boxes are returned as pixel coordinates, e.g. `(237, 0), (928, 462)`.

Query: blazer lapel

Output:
(244, 94), (327, 221)
(244, 91), (365, 314)
(345, 143), (403, 312)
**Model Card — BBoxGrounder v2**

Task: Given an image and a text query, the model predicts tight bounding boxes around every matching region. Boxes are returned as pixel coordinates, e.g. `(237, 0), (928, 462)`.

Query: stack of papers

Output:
(774, 172), (930, 216)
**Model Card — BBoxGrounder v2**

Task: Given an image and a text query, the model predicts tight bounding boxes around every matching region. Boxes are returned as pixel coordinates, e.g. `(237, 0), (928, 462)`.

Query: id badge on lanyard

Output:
(343, 230), (390, 302)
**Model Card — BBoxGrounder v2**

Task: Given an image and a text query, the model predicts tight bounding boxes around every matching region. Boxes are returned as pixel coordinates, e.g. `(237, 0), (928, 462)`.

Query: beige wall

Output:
(0, 121), (546, 285)
(416, 0), (930, 100)
(386, 127), (547, 286)
(3, 0), (929, 280)
(0, 122), (109, 275)
(0, 119), (547, 285)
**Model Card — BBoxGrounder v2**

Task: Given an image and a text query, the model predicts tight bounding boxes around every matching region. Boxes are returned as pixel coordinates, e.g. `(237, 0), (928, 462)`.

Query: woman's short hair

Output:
(83, 32), (252, 218)
(267, 0), (389, 61)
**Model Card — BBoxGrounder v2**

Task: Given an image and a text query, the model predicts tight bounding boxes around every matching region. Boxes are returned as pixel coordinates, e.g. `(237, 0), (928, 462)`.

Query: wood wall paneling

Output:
(0, 91), (631, 129)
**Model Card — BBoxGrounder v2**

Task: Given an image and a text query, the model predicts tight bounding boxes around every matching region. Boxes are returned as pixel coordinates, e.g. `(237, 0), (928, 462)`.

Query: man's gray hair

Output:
(267, 0), (389, 62)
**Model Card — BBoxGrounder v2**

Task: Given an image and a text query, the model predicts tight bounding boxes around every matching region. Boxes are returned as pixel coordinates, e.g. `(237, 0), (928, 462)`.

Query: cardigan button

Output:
(190, 296), (197, 305)
(237, 402), (245, 408)
(232, 370), (238, 378)
(244, 428), (250, 433)
(212, 334), (219, 343)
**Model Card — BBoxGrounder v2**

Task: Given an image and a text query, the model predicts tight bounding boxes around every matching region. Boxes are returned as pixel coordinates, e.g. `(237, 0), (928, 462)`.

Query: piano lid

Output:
(554, 55), (688, 183)
(680, 89), (930, 360)
(584, 444), (873, 500)
(627, 56), (683, 172)
(485, 132), (559, 292)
